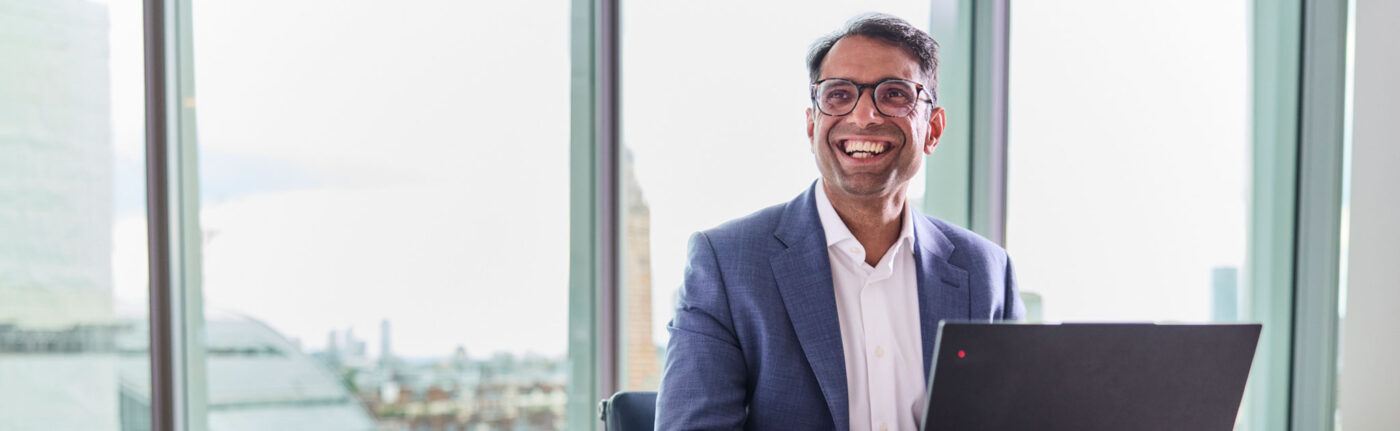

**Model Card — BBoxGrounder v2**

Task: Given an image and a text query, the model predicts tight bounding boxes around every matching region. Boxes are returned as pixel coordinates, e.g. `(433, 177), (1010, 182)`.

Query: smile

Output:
(838, 139), (893, 159)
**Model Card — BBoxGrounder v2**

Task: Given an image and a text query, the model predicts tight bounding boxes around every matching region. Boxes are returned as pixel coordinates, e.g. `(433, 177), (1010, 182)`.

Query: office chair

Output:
(598, 391), (657, 431)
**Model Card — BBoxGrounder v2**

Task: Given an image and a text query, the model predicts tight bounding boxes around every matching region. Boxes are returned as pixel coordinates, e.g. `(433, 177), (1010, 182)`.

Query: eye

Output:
(878, 88), (910, 101)
(823, 89), (853, 102)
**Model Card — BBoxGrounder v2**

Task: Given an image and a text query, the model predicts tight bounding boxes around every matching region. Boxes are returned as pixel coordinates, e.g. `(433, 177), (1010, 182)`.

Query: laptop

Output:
(921, 322), (1261, 431)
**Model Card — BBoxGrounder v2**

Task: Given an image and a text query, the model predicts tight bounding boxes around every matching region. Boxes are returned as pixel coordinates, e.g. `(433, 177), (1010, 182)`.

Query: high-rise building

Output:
(379, 319), (393, 368)
(1212, 266), (1239, 322)
(0, 0), (114, 330)
(620, 150), (660, 390)
(0, 2), (126, 429)
(325, 330), (342, 368)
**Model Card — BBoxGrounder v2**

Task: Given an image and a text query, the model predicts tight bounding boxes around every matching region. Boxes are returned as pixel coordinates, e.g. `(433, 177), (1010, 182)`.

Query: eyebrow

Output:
(818, 76), (917, 84)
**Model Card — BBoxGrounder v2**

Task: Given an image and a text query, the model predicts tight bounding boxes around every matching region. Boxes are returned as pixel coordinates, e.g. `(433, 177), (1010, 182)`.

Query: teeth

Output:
(852, 152), (872, 159)
(844, 140), (886, 155)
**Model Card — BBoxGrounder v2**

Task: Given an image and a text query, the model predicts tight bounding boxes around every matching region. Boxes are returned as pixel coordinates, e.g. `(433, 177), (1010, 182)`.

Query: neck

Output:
(822, 181), (907, 266)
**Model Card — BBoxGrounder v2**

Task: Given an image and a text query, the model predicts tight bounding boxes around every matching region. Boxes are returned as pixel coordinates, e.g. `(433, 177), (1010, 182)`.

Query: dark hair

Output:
(807, 13), (940, 100)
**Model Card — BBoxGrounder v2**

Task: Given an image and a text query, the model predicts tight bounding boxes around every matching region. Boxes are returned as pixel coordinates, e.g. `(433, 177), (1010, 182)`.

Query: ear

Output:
(806, 107), (816, 151)
(924, 107), (946, 154)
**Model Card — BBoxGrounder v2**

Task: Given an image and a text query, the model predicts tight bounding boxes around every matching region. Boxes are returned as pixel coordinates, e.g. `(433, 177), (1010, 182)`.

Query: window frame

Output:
(134, 1), (1349, 430)
(144, 0), (207, 428)
(569, 0), (620, 427)
(1291, 0), (1350, 428)
(924, 0), (1010, 244)
(927, 1), (1348, 430)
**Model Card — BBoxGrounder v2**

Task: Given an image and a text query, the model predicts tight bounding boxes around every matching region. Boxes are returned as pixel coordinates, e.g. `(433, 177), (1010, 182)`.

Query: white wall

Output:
(1339, 0), (1400, 429)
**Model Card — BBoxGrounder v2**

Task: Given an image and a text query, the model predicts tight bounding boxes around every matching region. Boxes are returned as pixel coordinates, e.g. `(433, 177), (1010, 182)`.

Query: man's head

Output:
(805, 14), (945, 200)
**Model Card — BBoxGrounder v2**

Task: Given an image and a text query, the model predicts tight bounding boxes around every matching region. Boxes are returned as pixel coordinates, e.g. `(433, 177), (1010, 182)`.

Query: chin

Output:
(833, 180), (891, 197)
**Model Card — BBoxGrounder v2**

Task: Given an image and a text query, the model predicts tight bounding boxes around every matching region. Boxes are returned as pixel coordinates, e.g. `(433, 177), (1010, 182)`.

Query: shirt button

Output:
(849, 246), (860, 254)
(875, 346), (885, 358)
(880, 424), (889, 431)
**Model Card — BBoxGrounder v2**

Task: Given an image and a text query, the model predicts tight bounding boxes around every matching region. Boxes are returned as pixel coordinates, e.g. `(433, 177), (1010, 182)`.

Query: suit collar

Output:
(812, 180), (916, 253)
(772, 181), (972, 429)
(771, 182), (849, 430)
(912, 208), (955, 259)
(912, 213), (971, 376)
(777, 179), (954, 258)
(772, 180), (824, 249)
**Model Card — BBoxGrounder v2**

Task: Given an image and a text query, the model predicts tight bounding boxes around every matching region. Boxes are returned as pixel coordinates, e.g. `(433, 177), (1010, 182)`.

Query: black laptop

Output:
(921, 322), (1261, 431)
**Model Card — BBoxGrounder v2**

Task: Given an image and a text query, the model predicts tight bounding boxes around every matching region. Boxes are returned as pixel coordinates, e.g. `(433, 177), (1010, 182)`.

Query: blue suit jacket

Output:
(655, 183), (1025, 430)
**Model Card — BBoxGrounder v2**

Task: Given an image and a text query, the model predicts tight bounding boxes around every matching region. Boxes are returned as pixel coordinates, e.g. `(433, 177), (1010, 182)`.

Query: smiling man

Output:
(655, 14), (1024, 431)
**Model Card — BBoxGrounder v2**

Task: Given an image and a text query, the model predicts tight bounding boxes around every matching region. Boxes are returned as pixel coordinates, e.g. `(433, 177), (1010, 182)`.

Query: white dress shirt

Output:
(815, 182), (925, 431)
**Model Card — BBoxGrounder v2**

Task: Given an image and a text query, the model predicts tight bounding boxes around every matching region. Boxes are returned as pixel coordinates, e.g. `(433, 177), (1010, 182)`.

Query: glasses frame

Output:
(810, 78), (936, 118)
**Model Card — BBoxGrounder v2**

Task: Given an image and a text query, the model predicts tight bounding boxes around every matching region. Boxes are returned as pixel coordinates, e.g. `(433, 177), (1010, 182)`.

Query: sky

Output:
(108, 0), (573, 358)
(102, 0), (1254, 360)
(1004, 0), (1250, 322)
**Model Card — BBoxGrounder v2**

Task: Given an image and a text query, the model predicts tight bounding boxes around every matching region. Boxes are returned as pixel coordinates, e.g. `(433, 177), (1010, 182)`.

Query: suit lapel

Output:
(912, 214), (970, 375)
(771, 183), (849, 431)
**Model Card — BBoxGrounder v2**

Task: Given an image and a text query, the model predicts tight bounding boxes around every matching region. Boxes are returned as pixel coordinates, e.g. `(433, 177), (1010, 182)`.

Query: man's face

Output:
(806, 35), (946, 199)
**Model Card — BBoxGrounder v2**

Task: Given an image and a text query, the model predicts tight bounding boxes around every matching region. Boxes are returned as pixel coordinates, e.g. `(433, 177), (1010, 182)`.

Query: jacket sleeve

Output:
(1001, 256), (1027, 321)
(655, 232), (748, 430)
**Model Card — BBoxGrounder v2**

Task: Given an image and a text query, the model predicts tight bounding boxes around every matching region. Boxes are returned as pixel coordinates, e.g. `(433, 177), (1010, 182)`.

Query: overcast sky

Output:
(105, 0), (1252, 359)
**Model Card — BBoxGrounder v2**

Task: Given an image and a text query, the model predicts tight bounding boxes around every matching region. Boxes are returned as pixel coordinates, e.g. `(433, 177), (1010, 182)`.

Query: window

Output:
(618, 2), (934, 391)
(187, 1), (572, 429)
(1003, 1), (1297, 429)
(1006, 0), (1252, 323)
(2, 1), (1352, 429)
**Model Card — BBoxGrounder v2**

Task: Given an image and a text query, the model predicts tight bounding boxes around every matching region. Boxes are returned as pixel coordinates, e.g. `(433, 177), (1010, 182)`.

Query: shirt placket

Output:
(835, 240), (871, 428)
(861, 257), (898, 431)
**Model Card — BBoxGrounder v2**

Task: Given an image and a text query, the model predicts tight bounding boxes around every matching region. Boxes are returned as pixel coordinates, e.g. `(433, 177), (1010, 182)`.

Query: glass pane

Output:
(0, 0), (151, 429)
(189, 1), (571, 429)
(1006, 0), (1239, 333)
(1007, 0), (1252, 323)
(1005, 0), (1277, 428)
(619, 2), (932, 391)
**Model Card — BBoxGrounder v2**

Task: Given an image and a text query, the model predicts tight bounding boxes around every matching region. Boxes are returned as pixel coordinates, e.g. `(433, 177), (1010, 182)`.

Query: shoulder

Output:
(918, 213), (1009, 261)
(917, 214), (1024, 320)
(697, 201), (787, 251)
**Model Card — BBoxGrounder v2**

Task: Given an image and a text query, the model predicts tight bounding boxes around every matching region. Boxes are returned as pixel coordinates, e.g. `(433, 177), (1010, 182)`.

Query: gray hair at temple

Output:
(806, 13), (941, 101)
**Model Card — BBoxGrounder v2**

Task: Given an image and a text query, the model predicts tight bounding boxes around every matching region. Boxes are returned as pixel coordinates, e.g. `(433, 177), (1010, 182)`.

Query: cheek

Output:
(906, 124), (926, 146)
(812, 121), (830, 148)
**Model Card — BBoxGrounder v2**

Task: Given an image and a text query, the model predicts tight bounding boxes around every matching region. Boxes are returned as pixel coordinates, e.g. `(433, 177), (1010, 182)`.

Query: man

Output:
(655, 14), (1024, 431)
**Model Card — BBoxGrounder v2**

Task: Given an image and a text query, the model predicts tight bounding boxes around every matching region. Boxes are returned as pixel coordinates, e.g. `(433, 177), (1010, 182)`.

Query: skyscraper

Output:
(379, 318), (393, 368)
(0, 0), (114, 330)
(0, 2), (124, 429)
(1212, 266), (1239, 322)
(620, 150), (660, 390)
(326, 330), (341, 368)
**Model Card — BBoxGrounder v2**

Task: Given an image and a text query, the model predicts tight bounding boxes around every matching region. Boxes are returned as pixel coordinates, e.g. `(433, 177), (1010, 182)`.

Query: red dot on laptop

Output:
(957, 350), (966, 358)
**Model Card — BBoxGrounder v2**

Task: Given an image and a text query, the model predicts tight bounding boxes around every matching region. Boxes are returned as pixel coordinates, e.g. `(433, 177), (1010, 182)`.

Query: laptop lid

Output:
(921, 322), (1261, 431)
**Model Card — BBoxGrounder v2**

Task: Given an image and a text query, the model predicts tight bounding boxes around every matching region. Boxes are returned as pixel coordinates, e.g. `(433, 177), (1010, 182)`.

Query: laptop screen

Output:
(922, 323), (1260, 431)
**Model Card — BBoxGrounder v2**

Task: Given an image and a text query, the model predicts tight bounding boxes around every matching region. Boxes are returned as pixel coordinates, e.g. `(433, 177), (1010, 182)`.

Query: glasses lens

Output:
(817, 80), (858, 115)
(875, 80), (918, 117)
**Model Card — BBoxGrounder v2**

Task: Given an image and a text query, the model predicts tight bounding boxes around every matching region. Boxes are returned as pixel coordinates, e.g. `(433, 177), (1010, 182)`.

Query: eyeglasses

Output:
(810, 78), (935, 118)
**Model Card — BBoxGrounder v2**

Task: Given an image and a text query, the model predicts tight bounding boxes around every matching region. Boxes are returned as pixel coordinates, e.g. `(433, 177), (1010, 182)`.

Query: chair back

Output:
(598, 391), (657, 431)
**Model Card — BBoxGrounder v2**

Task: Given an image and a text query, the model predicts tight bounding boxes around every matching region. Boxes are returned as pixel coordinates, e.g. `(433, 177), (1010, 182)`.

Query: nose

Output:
(846, 88), (884, 128)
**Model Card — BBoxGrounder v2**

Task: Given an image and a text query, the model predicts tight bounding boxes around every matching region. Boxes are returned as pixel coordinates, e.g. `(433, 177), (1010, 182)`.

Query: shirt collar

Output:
(814, 180), (916, 250)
